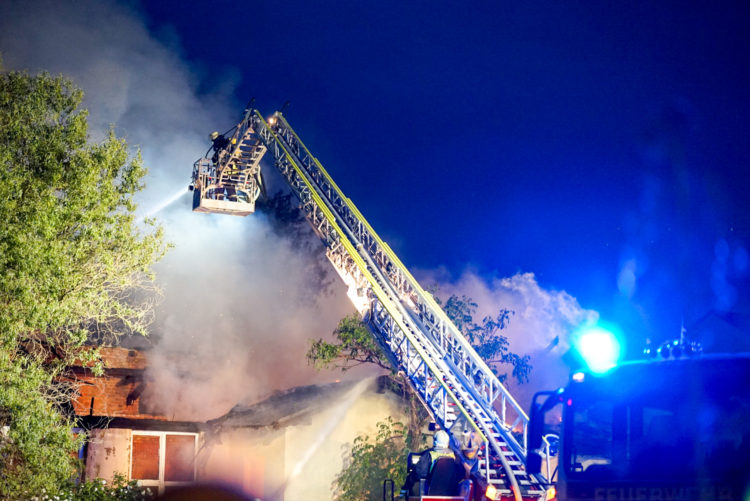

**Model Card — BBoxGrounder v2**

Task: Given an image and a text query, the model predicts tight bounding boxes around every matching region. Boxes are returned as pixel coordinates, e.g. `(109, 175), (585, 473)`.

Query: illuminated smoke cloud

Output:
(417, 268), (598, 402)
(143, 211), (363, 420)
(0, 0), (234, 211)
(0, 0), (365, 421)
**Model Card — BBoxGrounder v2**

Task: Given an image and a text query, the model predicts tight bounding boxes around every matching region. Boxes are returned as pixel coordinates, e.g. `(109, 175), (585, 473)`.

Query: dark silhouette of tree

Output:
(441, 295), (532, 384)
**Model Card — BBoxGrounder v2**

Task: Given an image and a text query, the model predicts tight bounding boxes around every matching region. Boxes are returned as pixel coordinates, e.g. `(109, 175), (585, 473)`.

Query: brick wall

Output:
(71, 347), (165, 420)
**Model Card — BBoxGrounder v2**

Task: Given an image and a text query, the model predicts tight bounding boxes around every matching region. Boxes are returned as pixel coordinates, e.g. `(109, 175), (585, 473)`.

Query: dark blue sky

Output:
(142, 1), (749, 347)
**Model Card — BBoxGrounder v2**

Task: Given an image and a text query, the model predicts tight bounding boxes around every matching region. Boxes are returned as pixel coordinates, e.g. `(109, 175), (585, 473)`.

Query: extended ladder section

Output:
(195, 108), (547, 499)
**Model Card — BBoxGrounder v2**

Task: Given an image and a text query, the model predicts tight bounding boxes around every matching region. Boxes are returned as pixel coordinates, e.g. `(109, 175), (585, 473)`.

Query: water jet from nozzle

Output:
(140, 187), (189, 221)
(276, 378), (372, 498)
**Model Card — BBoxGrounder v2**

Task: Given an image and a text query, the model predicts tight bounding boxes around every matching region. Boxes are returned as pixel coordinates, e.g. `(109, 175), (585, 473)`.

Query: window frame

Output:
(130, 430), (198, 495)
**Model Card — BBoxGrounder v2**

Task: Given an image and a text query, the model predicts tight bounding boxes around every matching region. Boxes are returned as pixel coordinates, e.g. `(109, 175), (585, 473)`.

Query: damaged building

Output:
(73, 347), (406, 499)
(72, 347), (203, 496)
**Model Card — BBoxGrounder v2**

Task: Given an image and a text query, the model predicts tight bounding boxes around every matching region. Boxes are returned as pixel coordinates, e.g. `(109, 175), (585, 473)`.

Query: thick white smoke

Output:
(417, 268), (598, 404)
(0, 0), (233, 210)
(142, 209), (365, 420)
(0, 0), (364, 422)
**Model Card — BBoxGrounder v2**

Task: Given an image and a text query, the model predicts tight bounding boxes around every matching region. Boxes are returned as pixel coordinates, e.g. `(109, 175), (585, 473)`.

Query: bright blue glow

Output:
(574, 324), (621, 374)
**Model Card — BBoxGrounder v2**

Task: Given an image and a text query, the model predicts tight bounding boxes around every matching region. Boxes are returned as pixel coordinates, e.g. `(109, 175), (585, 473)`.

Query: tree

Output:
(0, 352), (82, 497)
(0, 69), (167, 499)
(442, 295), (532, 384)
(308, 314), (428, 501)
(308, 313), (428, 443)
(307, 314), (391, 372)
(0, 69), (166, 352)
(333, 418), (411, 501)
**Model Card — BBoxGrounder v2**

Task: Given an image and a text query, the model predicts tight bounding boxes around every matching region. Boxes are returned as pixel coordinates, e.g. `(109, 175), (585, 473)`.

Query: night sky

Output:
(139, 1), (750, 347)
(3, 1), (749, 352)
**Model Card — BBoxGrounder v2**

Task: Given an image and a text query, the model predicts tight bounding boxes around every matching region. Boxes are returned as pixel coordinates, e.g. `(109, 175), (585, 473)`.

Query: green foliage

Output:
(0, 69), (167, 498)
(334, 417), (419, 501)
(315, 292), (532, 500)
(309, 314), (434, 446)
(0, 351), (83, 499)
(0, 69), (167, 354)
(442, 294), (478, 334)
(54, 474), (153, 501)
(307, 314), (390, 371)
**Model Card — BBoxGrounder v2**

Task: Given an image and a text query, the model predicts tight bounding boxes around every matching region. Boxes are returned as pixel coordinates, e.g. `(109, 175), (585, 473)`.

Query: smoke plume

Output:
(417, 268), (598, 404)
(0, 0), (366, 422)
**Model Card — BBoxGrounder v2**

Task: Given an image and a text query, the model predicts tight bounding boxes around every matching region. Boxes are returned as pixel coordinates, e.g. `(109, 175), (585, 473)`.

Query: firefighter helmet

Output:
(210, 131), (220, 140)
(434, 430), (450, 449)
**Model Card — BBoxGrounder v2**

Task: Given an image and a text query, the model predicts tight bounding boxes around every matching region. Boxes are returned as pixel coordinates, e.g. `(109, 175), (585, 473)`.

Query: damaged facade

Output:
(73, 347), (405, 499)
(73, 347), (202, 496)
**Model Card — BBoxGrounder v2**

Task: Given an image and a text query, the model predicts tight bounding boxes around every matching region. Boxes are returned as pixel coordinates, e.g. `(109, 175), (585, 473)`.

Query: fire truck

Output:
(526, 339), (750, 501)
(190, 106), (550, 500)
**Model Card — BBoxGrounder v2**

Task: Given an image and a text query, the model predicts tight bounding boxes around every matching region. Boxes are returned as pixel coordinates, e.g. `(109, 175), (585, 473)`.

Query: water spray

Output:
(139, 187), (189, 221)
(275, 378), (373, 499)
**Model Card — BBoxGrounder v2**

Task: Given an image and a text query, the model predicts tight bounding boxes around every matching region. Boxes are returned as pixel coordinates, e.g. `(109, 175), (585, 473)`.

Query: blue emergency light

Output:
(573, 323), (622, 374)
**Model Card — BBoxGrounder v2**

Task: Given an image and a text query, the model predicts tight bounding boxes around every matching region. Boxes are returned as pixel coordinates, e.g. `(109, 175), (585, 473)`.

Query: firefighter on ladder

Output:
(459, 430), (485, 501)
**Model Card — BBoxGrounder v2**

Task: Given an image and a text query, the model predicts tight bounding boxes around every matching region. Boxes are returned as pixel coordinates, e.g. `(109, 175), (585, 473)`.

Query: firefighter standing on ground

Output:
(402, 430), (464, 497)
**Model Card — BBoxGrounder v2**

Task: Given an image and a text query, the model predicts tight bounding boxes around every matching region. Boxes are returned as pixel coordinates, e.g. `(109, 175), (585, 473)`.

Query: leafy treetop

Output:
(0, 68), (167, 499)
(0, 69), (167, 360)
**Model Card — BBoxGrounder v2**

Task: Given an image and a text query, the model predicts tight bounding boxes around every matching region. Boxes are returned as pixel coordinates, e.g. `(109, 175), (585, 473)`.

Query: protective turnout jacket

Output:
(404, 447), (464, 496)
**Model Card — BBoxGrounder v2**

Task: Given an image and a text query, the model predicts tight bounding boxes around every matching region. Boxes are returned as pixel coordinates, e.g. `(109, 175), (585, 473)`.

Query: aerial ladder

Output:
(190, 107), (548, 501)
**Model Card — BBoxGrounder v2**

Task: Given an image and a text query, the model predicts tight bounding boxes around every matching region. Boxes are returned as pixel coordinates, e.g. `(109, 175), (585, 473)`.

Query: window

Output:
(131, 431), (198, 495)
(570, 400), (613, 475)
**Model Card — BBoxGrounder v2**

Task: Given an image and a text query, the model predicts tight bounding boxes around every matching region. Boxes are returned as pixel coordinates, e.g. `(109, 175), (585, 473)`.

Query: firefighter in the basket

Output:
(220, 161), (242, 202)
(209, 131), (242, 201)
(210, 131), (230, 164)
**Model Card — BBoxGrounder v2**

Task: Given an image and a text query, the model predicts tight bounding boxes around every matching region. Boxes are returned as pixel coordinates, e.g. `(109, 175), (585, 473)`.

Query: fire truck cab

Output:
(526, 353), (750, 500)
